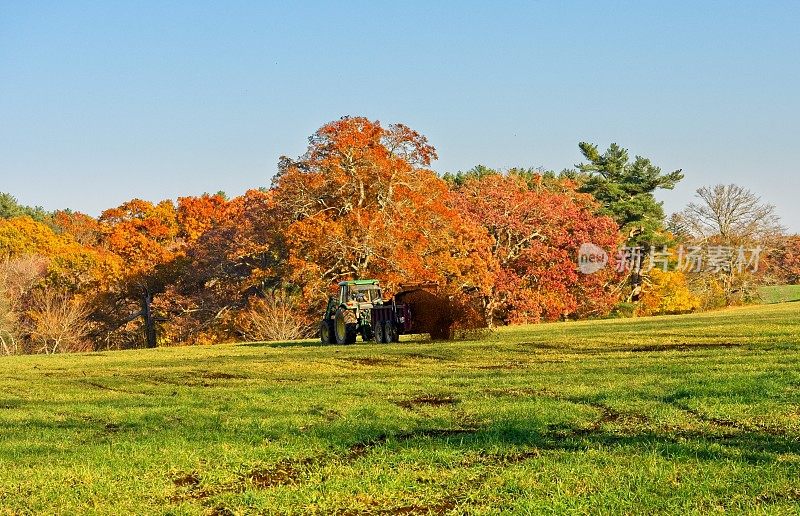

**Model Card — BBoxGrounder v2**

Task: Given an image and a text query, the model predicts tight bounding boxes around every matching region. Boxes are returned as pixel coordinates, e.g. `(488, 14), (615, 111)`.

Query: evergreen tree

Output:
(0, 193), (50, 222)
(576, 143), (683, 246)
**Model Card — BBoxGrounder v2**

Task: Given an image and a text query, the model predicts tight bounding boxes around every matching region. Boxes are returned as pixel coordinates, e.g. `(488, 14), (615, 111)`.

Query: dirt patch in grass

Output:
(170, 471), (210, 501)
(208, 506), (236, 516)
(201, 371), (246, 380)
(308, 406), (341, 421)
(395, 394), (459, 410)
(170, 458), (316, 502)
(172, 471), (201, 488)
(104, 422), (123, 433)
(384, 499), (459, 515)
(401, 353), (451, 362)
(460, 449), (541, 467)
(518, 342), (560, 349)
(475, 361), (529, 370)
(242, 458), (314, 489)
(682, 406), (744, 430)
(755, 488), (800, 505)
(681, 406), (785, 436)
(663, 400), (785, 436)
(137, 371), (245, 388)
(338, 498), (459, 516)
(81, 380), (144, 395)
(630, 342), (742, 352)
(347, 428), (479, 460)
(344, 357), (398, 367)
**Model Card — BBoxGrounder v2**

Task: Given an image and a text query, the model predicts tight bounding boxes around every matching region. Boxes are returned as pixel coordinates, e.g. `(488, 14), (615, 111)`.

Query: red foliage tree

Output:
(451, 172), (621, 324)
(768, 235), (800, 284)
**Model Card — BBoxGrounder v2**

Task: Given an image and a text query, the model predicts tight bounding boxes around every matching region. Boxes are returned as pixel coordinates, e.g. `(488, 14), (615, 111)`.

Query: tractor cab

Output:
(339, 279), (384, 308)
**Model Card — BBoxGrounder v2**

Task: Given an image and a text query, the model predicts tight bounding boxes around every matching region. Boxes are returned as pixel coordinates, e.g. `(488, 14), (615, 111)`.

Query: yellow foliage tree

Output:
(637, 268), (700, 316)
(0, 216), (121, 292)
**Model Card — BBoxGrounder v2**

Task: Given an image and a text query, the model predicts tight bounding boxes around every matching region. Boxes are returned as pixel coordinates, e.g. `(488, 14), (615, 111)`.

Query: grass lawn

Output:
(759, 285), (800, 304)
(1, 303), (799, 514)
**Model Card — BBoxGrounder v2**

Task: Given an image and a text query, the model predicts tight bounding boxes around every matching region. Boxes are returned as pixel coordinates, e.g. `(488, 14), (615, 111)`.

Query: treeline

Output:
(1, 117), (797, 354)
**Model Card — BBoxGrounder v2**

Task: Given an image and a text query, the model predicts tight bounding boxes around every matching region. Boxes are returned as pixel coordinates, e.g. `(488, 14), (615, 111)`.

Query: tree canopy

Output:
(576, 142), (683, 245)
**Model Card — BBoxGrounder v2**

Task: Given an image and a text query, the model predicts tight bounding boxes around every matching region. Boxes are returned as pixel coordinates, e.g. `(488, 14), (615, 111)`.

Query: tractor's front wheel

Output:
(320, 320), (334, 345)
(334, 308), (357, 345)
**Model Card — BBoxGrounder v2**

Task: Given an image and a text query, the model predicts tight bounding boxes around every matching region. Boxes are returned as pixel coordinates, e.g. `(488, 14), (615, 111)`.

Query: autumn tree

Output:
(769, 235), (800, 284)
(154, 189), (275, 344)
(636, 269), (700, 316)
(52, 210), (102, 247)
(270, 117), (496, 322)
(176, 193), (229, 243)
(0, 216), (116, 293)
(451, 171), (621, 324)
(99, 199), (180, 273)
(95, 199), (182, 348)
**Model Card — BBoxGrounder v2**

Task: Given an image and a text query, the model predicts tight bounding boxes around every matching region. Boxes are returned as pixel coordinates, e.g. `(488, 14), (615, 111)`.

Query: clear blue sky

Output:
(2, 1), (799, 230)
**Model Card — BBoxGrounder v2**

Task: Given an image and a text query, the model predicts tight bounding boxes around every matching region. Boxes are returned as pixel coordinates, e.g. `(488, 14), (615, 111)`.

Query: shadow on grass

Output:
(313, 413), (800, 468)
(237, 339), (322, 349)
(237, 335), (436, 349)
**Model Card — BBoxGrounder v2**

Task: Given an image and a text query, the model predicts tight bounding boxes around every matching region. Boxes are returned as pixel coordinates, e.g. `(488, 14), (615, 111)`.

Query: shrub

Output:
(637, 269), (700, 316)
(0, 285), (18, 355)
(26, 290), (91, 354)
(237, 292), (312, 342)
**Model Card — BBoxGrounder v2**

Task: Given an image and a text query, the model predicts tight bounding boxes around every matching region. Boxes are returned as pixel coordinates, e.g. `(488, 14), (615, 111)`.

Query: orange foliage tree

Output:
(154, 190), (275, 344)
(270, 117), (496, 320)
(177, 193), (229, 243)
(99, 199), (181, 275)
(91, 199), (184, 347)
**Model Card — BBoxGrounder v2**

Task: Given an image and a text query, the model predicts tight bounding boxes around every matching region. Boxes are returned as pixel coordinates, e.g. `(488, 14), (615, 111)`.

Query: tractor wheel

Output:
(334, 308), (358, 345)
(383, 321), (399, 343)
(320, 320), (334, 345)
(373, 321), (386, 344)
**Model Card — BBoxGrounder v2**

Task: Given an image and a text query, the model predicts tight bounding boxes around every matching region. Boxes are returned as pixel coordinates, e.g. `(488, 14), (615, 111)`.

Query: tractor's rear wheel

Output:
(383, 321), (399, 343)
(373, 321), (386, 343)
(320, 320), (334, 345)
(335, 308), (357, 345)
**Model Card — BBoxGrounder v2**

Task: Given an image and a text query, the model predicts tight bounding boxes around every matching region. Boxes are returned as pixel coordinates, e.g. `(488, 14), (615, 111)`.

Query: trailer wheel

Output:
(373, 321), (386, 343)
(320, 320), (334, 345)
(383, 321), (399, 343)
(335, 308), (357, 345)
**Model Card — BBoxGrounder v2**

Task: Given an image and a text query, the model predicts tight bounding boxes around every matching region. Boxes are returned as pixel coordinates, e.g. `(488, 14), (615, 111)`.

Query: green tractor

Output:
(320, 279), (410, 345)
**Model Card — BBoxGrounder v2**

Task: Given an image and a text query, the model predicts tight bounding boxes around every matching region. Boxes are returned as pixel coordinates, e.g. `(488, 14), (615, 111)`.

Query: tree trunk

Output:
(142, 290), (157, 348)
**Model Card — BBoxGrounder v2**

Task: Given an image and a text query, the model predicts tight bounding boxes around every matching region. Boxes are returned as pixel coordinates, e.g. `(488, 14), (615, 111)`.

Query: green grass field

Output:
(760, 285), (800, 304)
(1, 304), (799, 515)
